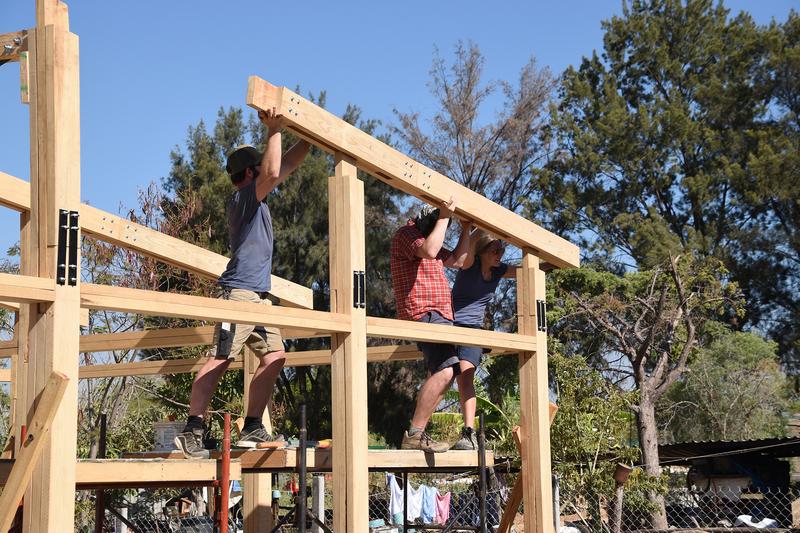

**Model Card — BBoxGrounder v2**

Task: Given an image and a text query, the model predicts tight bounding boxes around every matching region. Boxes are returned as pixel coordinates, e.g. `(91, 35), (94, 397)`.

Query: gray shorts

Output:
(416, 311), (460, 375)
(454, 322), (487, 370)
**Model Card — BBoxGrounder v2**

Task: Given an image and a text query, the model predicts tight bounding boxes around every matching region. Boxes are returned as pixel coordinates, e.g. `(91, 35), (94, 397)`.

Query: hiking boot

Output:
(450, 427), (479, 451)
(401, 430), (449, 453)
(235, 425), (286, 449)
(174, 428), (210, 459)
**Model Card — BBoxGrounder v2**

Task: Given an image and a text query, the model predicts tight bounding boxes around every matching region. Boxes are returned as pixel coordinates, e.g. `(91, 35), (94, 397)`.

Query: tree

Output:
(554, 255), (742, 527)
(532, 0), (800, 365)
(659, 328), (794, 442)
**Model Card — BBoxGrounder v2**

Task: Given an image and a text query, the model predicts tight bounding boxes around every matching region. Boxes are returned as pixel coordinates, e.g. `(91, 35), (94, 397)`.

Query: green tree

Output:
(660, 328), (794, 442)
(532, 1), (800, 365)
(552, 256), (742, 527)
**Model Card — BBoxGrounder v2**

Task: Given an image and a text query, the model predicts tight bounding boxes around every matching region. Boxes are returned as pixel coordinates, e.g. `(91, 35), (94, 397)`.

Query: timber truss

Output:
(0, 1), (579, 532)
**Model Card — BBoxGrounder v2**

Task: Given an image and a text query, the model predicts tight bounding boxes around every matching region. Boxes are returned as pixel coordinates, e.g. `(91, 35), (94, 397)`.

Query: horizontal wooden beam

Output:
(0, 172), (312, 309)
(0, 301), (20, 312)
(0, 272), (55, 303)
(0, 369), (9, 382)
(247, 77), (580, 269)
(76, 459), (242, 486)
(80, 283), (350, 334)
(77, 325), (329, 353)
(0, 340), (14, 358)
(77, 344), (427, 379)
(0, 31), (27, 63)
(367, 316), (538, 352)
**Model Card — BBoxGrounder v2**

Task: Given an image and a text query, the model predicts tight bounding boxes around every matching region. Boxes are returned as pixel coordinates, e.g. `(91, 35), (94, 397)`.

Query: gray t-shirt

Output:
(218, 181), (273, 292)
(452, 257), (508, 326)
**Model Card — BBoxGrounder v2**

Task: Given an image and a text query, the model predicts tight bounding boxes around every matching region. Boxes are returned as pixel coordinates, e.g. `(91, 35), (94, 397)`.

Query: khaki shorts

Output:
(211, 288), (284, 359)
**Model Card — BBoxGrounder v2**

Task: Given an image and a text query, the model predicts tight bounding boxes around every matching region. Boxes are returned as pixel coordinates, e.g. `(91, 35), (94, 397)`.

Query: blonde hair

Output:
(473, 231), (500, 256)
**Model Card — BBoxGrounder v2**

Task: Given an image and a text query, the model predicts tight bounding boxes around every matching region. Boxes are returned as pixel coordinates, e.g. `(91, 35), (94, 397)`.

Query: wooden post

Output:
(242, 346), (274, 532)
(0, 371), (69, 532)
(517, 253), (554, 533)
(22, 2), (82, 530)
(328, 157), (369, 533)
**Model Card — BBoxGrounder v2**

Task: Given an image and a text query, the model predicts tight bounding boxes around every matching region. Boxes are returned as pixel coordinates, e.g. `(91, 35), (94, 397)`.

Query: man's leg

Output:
(188, 357), (232, 416)
(455, 360), (477, 429)
(410, 365), (455, 430)
(245, 349), (286, 418)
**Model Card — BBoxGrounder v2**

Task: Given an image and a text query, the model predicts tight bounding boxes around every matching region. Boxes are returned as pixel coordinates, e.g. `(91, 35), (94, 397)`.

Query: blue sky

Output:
(0, 0), (795, 259)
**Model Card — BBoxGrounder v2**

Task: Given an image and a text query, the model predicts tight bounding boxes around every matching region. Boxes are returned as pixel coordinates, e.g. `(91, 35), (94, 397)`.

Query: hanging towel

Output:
(387, 473), (404, 518)
(434, 491), (451, 524)
(421, 485), (437, 523)
(407, 482), (423, 522)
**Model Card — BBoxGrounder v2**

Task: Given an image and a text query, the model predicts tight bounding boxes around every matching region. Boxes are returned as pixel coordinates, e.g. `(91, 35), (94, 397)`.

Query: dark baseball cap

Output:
(225, 145), (262, 176)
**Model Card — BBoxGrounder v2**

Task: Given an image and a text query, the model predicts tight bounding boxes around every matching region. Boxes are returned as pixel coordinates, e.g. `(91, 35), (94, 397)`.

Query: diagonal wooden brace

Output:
(0, 371), (69, 532)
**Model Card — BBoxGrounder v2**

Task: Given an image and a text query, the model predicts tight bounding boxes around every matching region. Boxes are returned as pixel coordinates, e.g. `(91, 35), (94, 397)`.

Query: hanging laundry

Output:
(434, 491), (451, 524)
(387, 473), (404, 518)
(421, 485), (437, 523)
(407, 482), (423, 522)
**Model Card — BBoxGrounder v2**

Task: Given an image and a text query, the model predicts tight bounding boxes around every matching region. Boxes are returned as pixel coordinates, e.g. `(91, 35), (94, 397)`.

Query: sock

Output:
(408, 426), (423, 436)
(244, 416), (262, 431)
(185, 415), (204, 432)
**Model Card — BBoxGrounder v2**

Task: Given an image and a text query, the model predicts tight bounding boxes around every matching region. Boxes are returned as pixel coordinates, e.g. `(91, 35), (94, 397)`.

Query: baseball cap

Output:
(225, 145), (262, 176)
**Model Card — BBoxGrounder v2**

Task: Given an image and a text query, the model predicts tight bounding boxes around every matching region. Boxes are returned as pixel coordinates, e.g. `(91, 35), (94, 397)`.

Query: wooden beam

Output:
(328, 159), (369, 533)
(0, 31), (27, 63)
(0, 340), (15, 359)
(247, 77), (580, 270)
(76, 325), (328, 353)
(77, 345), (423, 379)
(0, 272), (55, 303)
(0, 172), (313, 310)
(367, 316), (538, 352)
(21, 19), (83, 531)
(242, 345), (273, 532)
(80, 283), (350, 334)
(0, 369), (10, 382)
(0, 372), (69, 532)
(517, 254), (554, 533)
(0, 300), (21, 312)
(75, 459), (242, 487)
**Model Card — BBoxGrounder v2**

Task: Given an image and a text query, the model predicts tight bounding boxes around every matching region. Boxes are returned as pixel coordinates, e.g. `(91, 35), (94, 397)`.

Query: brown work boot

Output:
(401, 430), (450, 453)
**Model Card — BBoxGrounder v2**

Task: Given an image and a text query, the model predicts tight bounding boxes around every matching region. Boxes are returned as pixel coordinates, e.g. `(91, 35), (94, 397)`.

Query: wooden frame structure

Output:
(0, 2), (579, 532)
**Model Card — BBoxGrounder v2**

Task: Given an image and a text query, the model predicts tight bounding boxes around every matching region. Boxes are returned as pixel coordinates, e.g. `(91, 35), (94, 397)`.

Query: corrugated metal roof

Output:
(658, 437), (800, 465)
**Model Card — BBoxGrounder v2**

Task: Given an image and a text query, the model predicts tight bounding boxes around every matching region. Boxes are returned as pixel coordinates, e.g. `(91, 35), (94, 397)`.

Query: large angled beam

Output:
(0, 31), (27, 63)
(80, 283), (350, 334)
(0, 172), (312, 309)
(247, 77), (580, 269)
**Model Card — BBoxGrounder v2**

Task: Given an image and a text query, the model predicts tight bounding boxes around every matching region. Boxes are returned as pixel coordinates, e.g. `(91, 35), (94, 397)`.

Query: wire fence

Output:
(559, 485), (798, 532)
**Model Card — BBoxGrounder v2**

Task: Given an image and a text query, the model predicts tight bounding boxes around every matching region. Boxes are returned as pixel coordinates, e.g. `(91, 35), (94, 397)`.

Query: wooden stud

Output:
(517, 253), (555, 533)
(0, 31), (27, 63)
(0, 172), (313, 309)
(247, 77), (580, 269)
(21, 15), (82, 530)
(0, 371), (69, 533)
(242, 346), (273, 532)
(329, 157), (369, 533)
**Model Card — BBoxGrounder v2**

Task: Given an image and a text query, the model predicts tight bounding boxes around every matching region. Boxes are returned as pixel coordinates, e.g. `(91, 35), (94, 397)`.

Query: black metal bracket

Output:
(536, 299), (547, 332)
(56, 209), (68, 285)
(56, 209), (79, 286)
(67, 210), (79, 286)
(353, 270), (366, 308)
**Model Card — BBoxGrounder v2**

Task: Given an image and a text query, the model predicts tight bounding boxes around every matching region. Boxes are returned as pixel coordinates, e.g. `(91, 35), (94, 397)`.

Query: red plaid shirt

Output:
(390, 221), (453, 321)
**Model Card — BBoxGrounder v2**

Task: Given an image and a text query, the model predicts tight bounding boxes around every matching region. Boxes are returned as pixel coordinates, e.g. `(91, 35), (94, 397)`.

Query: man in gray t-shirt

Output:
(176, 107), (310, 459)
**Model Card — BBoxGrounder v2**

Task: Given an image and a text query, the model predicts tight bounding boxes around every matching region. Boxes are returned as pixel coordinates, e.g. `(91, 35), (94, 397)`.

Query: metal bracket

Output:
(352, 271), (366, 308)
(536, 299), (547, 332)
(67, 211), (79, 286)
(56, 209), (68, 285)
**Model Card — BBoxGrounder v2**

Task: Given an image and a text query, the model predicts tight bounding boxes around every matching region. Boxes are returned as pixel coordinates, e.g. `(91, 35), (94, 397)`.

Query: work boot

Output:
(174, 428), (210, 459)
(235, 425), (286, 449)
(401, 430), (449, 453)
(450, 427), (479, 450)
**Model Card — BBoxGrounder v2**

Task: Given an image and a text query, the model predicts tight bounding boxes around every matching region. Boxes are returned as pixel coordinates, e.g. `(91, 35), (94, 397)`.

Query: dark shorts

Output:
(453, 322), (488, 370)
(416, 311), (459, 375)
